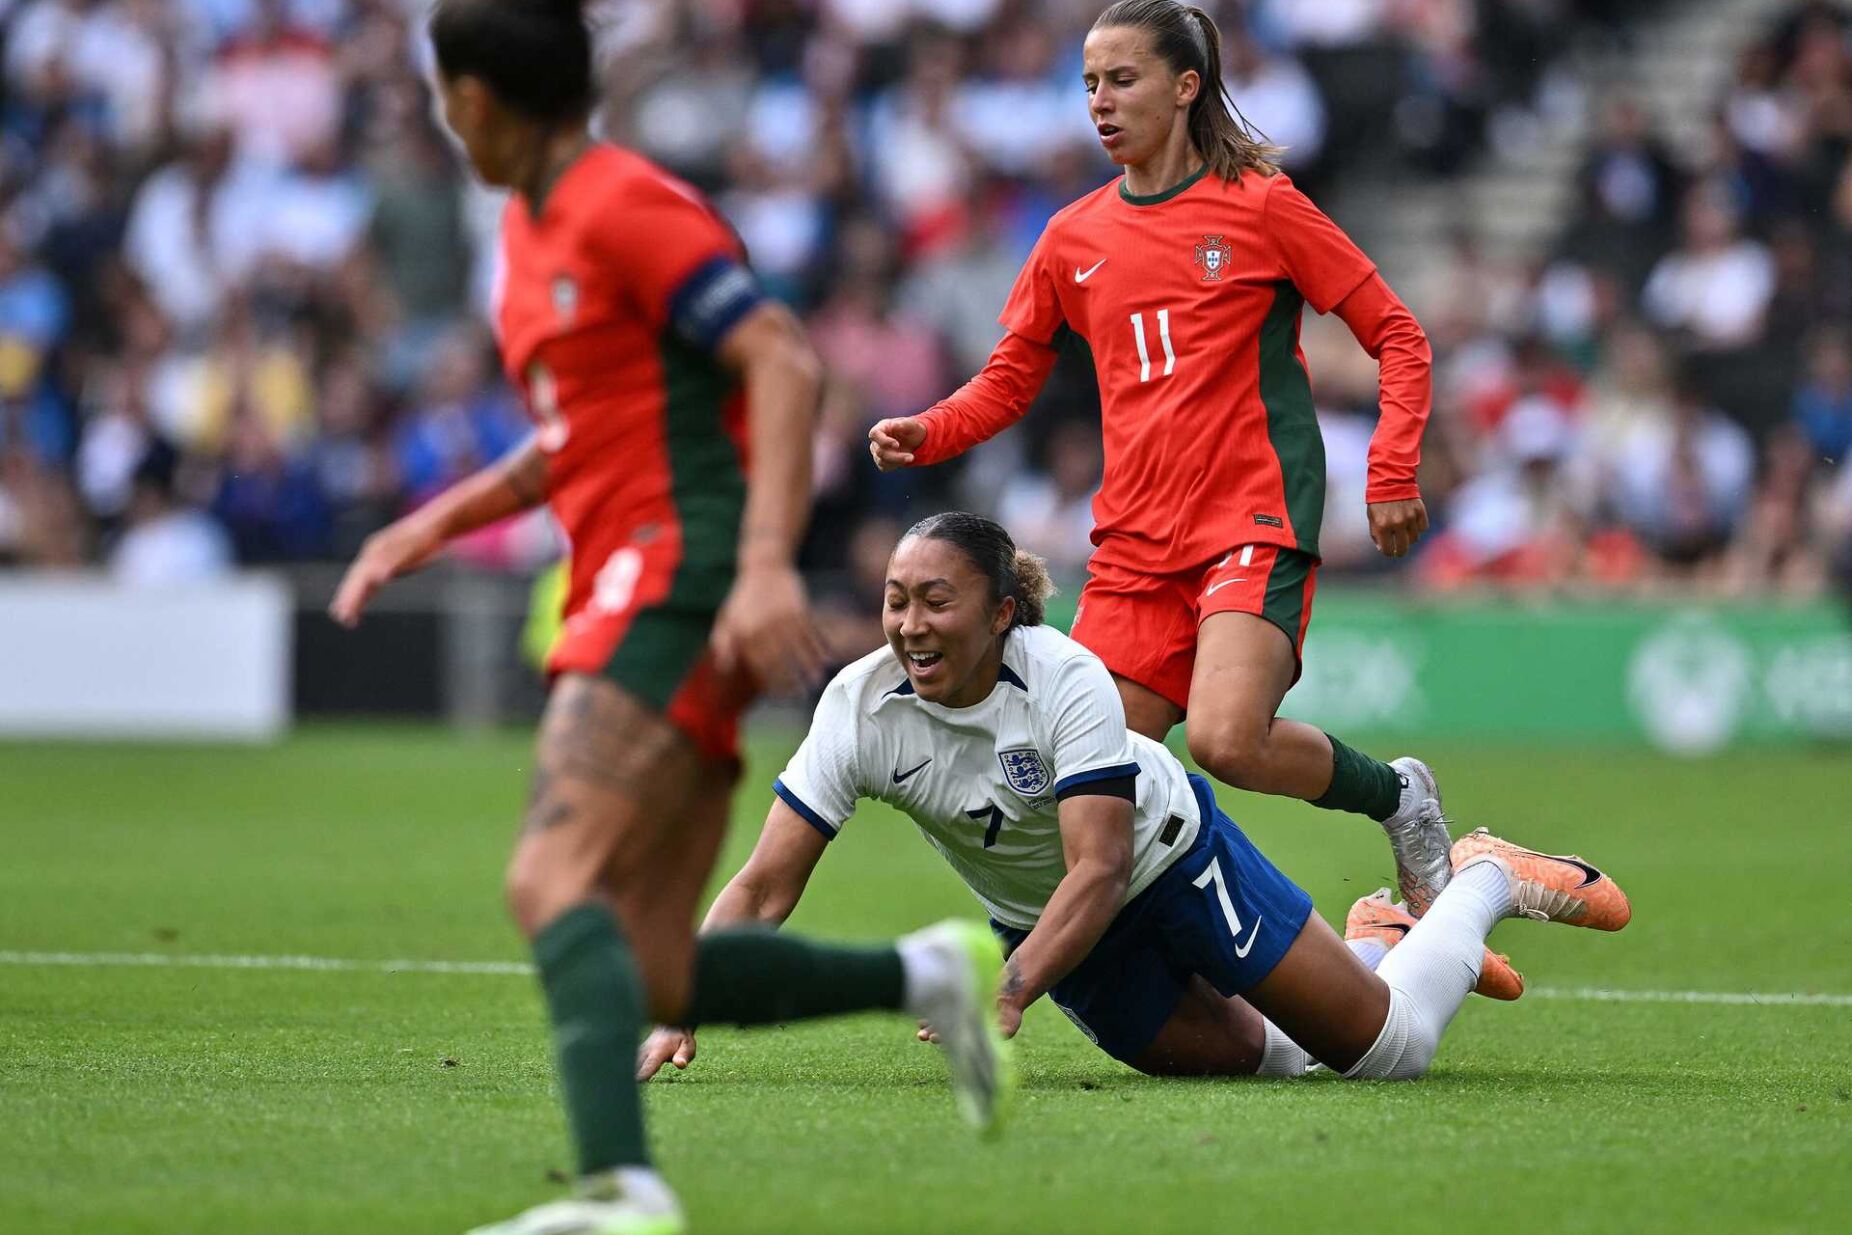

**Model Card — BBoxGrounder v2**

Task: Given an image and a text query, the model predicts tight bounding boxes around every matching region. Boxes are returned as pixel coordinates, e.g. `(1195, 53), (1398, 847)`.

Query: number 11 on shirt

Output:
(1129, 310), (1176, 382)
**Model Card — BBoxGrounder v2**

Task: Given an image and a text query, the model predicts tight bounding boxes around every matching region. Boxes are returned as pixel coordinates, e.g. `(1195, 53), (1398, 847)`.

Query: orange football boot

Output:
(1344, 888), (1526, 1000)
(1450, 828), (1632, 931)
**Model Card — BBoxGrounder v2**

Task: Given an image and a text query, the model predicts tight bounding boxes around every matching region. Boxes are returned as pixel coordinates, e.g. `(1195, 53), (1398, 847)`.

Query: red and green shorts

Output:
(547, 542), (755, 765)
(1069, 544), (1320, 713)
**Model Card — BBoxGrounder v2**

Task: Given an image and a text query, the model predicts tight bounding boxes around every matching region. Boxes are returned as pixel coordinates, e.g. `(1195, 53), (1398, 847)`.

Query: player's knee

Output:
(1186, 721), (1268, 789)
(1341, 988), (1439, 1080)
(503, 844), (592, 939)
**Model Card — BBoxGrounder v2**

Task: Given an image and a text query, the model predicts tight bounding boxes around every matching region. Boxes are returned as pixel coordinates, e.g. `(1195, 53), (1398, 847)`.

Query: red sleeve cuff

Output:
(1364, 482), (1422, 505)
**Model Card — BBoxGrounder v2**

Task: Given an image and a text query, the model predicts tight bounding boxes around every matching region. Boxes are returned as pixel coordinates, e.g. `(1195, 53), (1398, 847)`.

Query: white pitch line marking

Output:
(0, 950), (534, 976)
(1528, 986), (1852, 1008)
(2, 951), (1849, 1007)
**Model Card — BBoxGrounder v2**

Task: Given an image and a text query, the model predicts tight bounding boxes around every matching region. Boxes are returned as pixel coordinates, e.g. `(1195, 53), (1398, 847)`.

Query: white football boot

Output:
(466, 1169), (683, 1235)
(901, 919), (1016, 1136)
(1379, 756), (1452, 917)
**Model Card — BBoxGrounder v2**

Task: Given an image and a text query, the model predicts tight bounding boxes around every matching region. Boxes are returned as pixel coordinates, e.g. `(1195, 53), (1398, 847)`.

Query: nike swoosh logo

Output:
(1202, 577), (1247, 598)
(1234, 914), (1264, 959)
(1507, 843), (1604, 888)
(1369, 920), (1410, 941)
(1555, 854), (1605, 888)
(1074, 259), (1106, 283)
(892, 758), (932, 784)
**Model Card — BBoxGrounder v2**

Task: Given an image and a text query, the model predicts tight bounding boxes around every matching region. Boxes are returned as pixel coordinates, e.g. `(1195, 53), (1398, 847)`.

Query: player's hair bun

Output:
(1009, 549), (1054, 628)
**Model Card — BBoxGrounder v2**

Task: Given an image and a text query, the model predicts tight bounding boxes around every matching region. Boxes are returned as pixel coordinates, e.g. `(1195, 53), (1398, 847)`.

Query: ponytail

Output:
(1093, 0), (1284, 181)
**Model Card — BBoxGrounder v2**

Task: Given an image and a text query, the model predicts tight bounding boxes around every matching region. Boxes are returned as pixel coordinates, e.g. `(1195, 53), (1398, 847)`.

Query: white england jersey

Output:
(774, 625), (1203, 930)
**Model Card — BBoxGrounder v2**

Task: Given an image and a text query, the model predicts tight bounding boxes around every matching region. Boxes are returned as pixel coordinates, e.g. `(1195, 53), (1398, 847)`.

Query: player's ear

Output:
(1175, 67), (1200, 110)
(451, 75), (496, 129)
(991, 596), (1016, 636)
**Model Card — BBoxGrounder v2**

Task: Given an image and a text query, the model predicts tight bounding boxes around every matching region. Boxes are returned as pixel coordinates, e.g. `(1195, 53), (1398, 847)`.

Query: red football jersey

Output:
(921, 167), (1413, 573)
(495, 145), (762, 674)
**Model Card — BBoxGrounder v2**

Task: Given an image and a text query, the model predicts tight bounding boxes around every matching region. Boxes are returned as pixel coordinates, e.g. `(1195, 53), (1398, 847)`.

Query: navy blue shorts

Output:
(993, 774), (1314, 1064)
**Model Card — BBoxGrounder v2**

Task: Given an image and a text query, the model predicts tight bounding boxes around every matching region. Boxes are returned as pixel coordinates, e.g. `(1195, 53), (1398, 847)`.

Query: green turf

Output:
(2, 726), (1849, 1234)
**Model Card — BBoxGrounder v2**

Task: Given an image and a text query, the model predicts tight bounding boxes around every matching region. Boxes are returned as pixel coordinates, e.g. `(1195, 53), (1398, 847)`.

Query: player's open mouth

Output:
(905, 651), (945, 683)
(1097, 124), (1122, 146)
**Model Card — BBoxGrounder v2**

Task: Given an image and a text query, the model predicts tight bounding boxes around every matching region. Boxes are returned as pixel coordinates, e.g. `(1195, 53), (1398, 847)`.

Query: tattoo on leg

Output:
(520, 764), (572, 834)
(530, 675), (696, 815)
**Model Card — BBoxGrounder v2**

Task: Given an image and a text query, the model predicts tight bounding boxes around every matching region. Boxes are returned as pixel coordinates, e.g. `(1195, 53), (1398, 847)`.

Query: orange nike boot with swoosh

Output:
(1450, 829), (1632, 931)
(1344, 888), (1526, 1000)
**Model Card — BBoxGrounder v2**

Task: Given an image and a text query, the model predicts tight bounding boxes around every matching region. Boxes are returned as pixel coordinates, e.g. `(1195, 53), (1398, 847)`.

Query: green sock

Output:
(533, 902), (650, 1174)
(685, 928), (905, 1027)
(1309, 734), (1401, 822)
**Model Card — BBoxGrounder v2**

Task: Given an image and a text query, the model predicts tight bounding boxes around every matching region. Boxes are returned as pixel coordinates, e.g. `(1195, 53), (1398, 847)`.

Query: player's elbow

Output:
(1382, 306), (1432, 370)
(1080, 847), (1134, 909)
(751, 313), (823, 403)
(728, 860), (807, 926)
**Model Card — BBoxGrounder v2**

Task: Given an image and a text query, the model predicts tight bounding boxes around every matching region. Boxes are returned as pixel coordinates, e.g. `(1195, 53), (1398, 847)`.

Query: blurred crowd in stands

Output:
(0, 0), (1847, 621)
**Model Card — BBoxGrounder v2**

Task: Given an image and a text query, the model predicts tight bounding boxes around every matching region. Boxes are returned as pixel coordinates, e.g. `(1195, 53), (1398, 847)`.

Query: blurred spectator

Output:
(108, 439), (234, 585)
(1721, 427), (1829, 596)
(392, 326), (525, 509)
(1558, 97), (1684, 292)
(308, 348), (395, 558)
(1606, 374), (1755, 570)
(146, 300), (313, 454)
(814, 513), (905, 665)
(808, 219), (947, 424)
(364, 115), (471, 389)
(1642, 181), (1775, 351)
(865, 32), (975, 253)
(896, 183), (1021, 375)
(995, 420), (1099, 582)
(197, 0), (343, 169)
(122, 118), (246, 341)
(1794, 325), (1852, 463)
(1225, 22), (1326, 177)
(0, 215), (73, 463)
(210, 409), (331, 562)
(1419, 397), (1600, 591)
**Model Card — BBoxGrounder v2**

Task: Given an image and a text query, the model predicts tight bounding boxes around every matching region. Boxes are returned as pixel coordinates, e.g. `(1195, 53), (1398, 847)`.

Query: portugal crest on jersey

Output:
(551, 275), (579, 325)
(998, 747), (1051, 797)
(1194, 234), (1233, 282)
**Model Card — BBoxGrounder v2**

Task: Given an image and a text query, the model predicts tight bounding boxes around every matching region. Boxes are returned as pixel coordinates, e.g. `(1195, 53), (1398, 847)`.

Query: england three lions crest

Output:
(998, 747), (1051, 797)
(1194, 234), (1233, 282)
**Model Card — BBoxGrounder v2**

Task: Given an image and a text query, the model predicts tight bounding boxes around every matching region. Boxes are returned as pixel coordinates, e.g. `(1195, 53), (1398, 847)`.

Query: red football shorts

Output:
(1069, 544), (1320, 712)
(548, 544), (756, 765)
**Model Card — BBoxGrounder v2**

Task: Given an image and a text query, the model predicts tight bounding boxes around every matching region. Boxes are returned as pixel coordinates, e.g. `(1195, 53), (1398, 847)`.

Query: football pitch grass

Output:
(2, 726), (1848, 1234)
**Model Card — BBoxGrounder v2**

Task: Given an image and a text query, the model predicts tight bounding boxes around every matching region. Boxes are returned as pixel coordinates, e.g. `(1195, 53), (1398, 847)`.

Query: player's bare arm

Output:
(712, 301), (830, 692)
(637, 801), (829, 1079)
(329, 435), (547, 627)
(989, 794), (1134, 1038)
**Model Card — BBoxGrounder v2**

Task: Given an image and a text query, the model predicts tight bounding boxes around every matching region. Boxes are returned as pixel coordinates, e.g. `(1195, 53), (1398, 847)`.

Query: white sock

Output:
(895, 931), (961, 1018)
(1257, 1017), (1311, 1077)
(1345, 861), (1512, 1080)
(1347, 937), (1389, 971)
(583, 1167), (680, 1217)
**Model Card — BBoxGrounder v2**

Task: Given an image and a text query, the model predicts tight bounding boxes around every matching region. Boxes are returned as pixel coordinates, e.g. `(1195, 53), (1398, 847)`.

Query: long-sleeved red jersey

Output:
(915, 166), (1430, 571)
